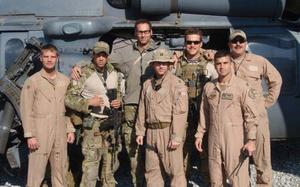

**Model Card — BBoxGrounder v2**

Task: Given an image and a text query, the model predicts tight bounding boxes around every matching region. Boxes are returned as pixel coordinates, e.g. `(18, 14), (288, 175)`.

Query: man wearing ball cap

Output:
(65, 41), (122, 187)
(136, 48), (188, 187)
(228, 29), (282, 187)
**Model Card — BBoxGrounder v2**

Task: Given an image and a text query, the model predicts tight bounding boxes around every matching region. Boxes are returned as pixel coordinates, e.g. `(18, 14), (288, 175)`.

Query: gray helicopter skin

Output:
(0, 0), (299, 169)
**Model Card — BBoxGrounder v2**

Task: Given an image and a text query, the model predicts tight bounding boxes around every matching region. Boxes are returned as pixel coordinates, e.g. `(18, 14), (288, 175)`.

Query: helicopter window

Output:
(5, 39), (24, 72)
(248, 39), (297, 95)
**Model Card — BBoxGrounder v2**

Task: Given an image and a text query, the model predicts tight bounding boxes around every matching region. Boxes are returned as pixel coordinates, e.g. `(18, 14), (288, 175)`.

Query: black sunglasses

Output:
(230, 37), (246, 44)
(186, 40), (201, 45)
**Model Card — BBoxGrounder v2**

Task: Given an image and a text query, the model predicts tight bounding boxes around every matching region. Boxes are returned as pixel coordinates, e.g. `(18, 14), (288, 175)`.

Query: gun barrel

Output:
(0, 102), (15, 154)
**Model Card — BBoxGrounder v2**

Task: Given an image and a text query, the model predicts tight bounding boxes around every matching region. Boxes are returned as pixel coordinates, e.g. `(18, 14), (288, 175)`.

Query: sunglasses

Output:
(186, 40), (201, 45)
(230, 37), (246, 44)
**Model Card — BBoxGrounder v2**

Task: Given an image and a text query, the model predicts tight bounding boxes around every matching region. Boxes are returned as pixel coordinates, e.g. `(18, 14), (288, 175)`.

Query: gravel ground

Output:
(1, 140), (300, 187)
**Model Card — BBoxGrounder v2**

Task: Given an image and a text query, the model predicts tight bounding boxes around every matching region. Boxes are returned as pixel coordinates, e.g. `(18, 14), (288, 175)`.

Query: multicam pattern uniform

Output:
(233, 53), (282, 187)
(136, 71), (189, 187)
(109, 39), (160, 187)
(65, 62), (120, 187)
(175, 50), (218, 183)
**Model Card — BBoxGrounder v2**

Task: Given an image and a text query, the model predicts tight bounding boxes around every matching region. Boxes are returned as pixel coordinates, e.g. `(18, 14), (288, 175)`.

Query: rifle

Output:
(98, 89), (123, 170)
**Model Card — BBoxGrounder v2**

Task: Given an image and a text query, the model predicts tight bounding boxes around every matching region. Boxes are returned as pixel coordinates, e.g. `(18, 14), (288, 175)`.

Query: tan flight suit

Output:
(175, 50), (218, 183)
(233, 53), (282, 186)
(136, 71), (188, 187)
(110, 39), (160, 186)
(195, 75), (258, 187)
(20, 69), (75, 187)
(65, 62), (119, 187)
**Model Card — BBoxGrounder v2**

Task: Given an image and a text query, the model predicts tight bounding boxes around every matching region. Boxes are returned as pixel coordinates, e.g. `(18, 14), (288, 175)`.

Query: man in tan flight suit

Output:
(65, 41), (122, 187)
(228, 30), (282, 187)
(195, 50), (258, 187)
(136, 48), (188, 187)
(20, 44), (75, 187)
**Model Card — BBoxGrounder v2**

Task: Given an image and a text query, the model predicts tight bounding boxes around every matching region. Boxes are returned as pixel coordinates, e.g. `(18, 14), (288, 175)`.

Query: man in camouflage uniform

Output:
(136, 48), (188, 187)
(228, 30), (282, 187)
(65, 41), (122, 187)
(174, 28), (218, 184)
(71, 19), (161, 186)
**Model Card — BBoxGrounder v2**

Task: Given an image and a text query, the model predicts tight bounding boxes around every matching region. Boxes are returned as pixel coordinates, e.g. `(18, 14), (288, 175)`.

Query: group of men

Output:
(20, 18), (282, 187)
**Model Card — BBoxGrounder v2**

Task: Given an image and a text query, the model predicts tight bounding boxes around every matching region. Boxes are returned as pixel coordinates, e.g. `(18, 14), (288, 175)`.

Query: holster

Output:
(82, 115), (96, 130)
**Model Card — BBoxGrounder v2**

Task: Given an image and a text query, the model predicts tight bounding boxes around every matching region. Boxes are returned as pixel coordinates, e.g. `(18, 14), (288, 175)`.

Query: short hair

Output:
(41, 44), (58, 55)
(134, 19), (152, 30)
(214, 50), (231, 61)
(184, 28), (203, 41)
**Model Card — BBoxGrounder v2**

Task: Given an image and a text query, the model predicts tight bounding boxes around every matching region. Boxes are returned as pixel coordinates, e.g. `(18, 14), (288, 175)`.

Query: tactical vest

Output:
(176, 54), (209, 99)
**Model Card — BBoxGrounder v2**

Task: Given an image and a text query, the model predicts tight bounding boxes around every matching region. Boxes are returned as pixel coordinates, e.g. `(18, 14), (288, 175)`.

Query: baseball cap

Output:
(149, 48), (174, 64)
(93, 41), (110, 55)
(229, 30), (247, 41)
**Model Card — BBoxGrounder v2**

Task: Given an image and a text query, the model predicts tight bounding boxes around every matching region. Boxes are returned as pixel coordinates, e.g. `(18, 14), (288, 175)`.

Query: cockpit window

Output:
(5, 39), (24, 72)
(248, 38), (297, 95)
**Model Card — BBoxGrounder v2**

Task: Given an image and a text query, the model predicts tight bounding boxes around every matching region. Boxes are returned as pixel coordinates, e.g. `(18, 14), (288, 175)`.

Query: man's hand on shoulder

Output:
(71, 65), (82, 81)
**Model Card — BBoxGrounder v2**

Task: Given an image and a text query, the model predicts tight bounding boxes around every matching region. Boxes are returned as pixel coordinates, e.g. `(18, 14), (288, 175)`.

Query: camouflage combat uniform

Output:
(65, 62), (120, 187)
(175, 49), (218, 183)
(109, 39), (160, 186)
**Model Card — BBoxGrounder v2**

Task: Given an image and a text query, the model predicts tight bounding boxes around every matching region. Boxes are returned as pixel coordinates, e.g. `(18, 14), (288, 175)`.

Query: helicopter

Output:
(0, 0), (299, 173)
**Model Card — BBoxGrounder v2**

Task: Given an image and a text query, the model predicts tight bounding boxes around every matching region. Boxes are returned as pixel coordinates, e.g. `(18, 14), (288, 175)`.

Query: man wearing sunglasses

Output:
(174, 28), (218, 185)
(228, 29), (282, 187)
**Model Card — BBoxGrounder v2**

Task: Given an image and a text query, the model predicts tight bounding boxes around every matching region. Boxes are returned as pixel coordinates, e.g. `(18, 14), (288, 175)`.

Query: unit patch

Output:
(208, 92), (217, 100)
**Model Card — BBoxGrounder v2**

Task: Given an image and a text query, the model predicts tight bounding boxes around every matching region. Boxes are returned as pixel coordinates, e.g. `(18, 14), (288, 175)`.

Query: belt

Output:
(147, 122), (170, 129)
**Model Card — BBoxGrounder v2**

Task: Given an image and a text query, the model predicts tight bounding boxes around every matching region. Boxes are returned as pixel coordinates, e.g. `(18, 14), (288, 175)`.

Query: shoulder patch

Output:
(248, 88), (256, 99)
(176, 86), (187, 98)
(208, 91), (217, 100)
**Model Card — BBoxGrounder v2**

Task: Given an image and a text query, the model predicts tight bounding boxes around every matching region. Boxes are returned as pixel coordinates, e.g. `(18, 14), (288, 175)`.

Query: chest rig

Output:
(177, 54), (209, 99)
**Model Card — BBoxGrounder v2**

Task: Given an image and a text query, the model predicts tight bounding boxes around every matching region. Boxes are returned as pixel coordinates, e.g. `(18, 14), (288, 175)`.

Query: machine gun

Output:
(99, 89), (122, 133)
(98, 88), (122, 171)
(0, 37), (42, 169)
